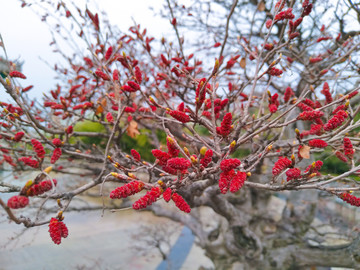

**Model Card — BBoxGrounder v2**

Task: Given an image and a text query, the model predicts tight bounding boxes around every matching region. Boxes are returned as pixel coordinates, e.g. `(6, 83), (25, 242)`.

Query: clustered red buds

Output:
(229, 171), (247, 193)
(49, 217), (69, 245)
(274, 8), (295, 21)
(339, 192), (360, 207)
(130, 149), (141, 161)
(9, 70), (27, 79)
(95, 69), (110, 81)
(152, 149), (171, 165)
(132, 186), (162, 210)
(13, 131), (25, 142)
(297, 110), (324, 121)
(343, 137), (354, 158)
(167, 157), (191, 171)
(51, 148), (62, 164)
(219, 170), (235, 194)
(268, 67), (283, 76)
(27, 179), (57, 196)
(110, 181), (144, 199)
(52, 138), (63, 147)
(339, 193), (360, 207)
(163, 187), (172, 202)
(167, 136), (180, 157)
(18, 156), (39, 168)
(284, 87), (294, 102)
(272, 157), (292, 176)
(106, 112), (114, 123)
(31, 139), (45, 159)
(169, 110), (190, 123)
(335, 151), (348, 162)
(321, 82), (333, 104)
(217, 113), (232, 136)
(304, 160), (323, 175)
(308, 139), (327, 148)
(200, 149), (213, 168)
(286, 168), (301, 181)
(172, 193), (191, 213)
(7, 195), (29, 209)
(324, 110), (347, 131)
(220, 158), (241, 172)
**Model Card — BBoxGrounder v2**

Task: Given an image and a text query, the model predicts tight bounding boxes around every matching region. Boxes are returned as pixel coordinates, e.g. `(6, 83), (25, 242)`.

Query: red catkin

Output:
(335, 151), (348, 162)
(167, 136), (180, 157)
(200, 149), (213, 167)
(343, 137), (354, 158)
(163, 188), (172, 202)
(284, 87), (294, 102)
(167, 157), (191, 171)
(321, 82), (333, 104)
(132, 187), (162, 210)
(308, 139), (328, 148)
(286, 168), (301, 181)
(172, 193), (191, 213)
(130, 149), (141, 161)
(219, 170), (235, 194)
(18, 157), (39, 168)
(297, 110), (324, 121)
(220, 158), (241, 172)
(27, 179), (57, 196)
(51, 148), (62, 164)
(219, 113), (232, 136)
(31, 139), (45, 159)
(152, 149), (171, 165)
(339, 193), (360, 207)
(13, 132), (25, 142)
(49, 218), (68, 245)
(52, 138), (63, 147)
(7, 195), (29, 209)
(272, 157), (292, 176)
(110, 181), (144, 199)
(324, 110), (348, 131)
(229, 171), (247, 193)
(9, 70), (26, 79)
(169, 110), (190, 123)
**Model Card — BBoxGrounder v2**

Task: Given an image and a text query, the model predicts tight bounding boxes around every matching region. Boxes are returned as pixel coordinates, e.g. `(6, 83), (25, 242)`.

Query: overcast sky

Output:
(0, 0), (169, 100)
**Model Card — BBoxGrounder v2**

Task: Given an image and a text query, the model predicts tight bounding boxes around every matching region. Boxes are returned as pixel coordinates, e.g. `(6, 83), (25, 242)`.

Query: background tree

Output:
(1, 0), (360, 268)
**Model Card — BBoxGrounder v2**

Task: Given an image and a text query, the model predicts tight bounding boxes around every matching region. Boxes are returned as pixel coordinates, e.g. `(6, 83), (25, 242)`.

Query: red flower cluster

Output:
(7, 195), (29, 209)
(324, 110), (347, 131)
(284, 87), (294, 102)
(229, 171), (247, 193)
(49, 218), (68, 245)
(172, 193), (191, 213)
(95, 69), (110, 81)
(286, 168), (301, 181)
(152, 149), (171, 165)
(167, 158), (191, 171)
(131, 149), (141, 161)
(31, 139), (45, 159)
(52, 138), (63, 147)
(123, 81), (141, 92)
(110, 181), (144, 199)
(169, 110), (190, 123)
(13, 132), (25, 142)
(18, 156), (39, 168)
(106, 112), (114, 123)
(163, 187), (172, 202)
(268, 67), (283, 76)
(220, 158), (241, 172)
(51, 148), (62, 164)
(66, 125), (73, 134)
(133, 187), (162, 210)
(304, 160), (323, 174)
(340, 193), (360, 207)
(200, 149), (213, 168)
(9, 70), (26, 79)
(274, 8), (295, 21)
(297, 110), (324, 121)
(343, 137), (354, 158)
(335, 151), (348, 162)
(297, 102), (313, 112)
(219, 170), (235, 194)
(309, 57), (322, 64)
(308, 139), (327, 148)
(218, 113), (232, 136)
(301, 124), (323, 137)
(272, 157), (292, 176)
(135, 66), (142, 83)
(321, 82), (333, 104)
(27, 179), (57, 196)
(167, 136), (179, 157)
